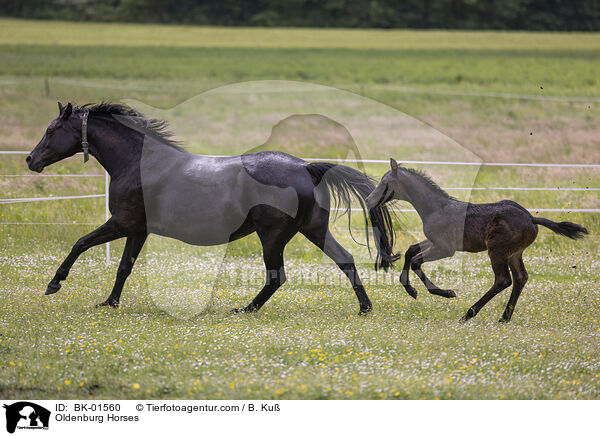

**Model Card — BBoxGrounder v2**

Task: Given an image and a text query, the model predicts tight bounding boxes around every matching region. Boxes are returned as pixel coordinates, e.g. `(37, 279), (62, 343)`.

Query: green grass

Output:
(1, 234), (598, 399)
(0, 19), (599, 400)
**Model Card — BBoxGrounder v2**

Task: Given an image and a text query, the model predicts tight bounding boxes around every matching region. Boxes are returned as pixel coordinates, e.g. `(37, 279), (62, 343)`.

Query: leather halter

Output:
(81, 110), (90, 163)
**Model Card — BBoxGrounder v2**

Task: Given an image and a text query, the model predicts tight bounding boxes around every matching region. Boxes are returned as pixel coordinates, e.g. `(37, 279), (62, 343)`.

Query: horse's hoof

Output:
(231, 306), (255, 314)
(498, 316), (511, 323)
(460, 309), (475, 323)
(404, 286), (418, 299)
(97, 299), (119, 308)
(428, 288), (456, 298)
(441, 289), (457, 298)
(45, 282), (61, 295)
(358, 306), (373, 316)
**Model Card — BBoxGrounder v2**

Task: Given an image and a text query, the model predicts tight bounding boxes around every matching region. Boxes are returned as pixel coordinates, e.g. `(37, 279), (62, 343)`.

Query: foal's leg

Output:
(98, 232), (147, 308)
(410, 245), (457, 298)
(232, 219), (297, 314)
(301, 228), (372, 315)
(400, 240), (432, 299)
(499, 253), (528, 323)
(46, 218), (125, 295)
(461, 252), (512, 322)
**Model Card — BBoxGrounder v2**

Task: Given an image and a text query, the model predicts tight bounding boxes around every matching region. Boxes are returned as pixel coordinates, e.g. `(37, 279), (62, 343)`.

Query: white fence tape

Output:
(4, 150), (600, 168)
(0, 174), (104, 177)
(300, 157), (600, 168)
(0, 222), (101, 225)
(346, 208), (600, 213)
(1, 151), (597, 257)
(0, 194), (105, 205)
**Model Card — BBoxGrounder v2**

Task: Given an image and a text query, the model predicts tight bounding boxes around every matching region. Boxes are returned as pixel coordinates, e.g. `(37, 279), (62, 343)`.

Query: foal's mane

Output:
(399, 166), (455, 200)
(75, 102), (184, 151)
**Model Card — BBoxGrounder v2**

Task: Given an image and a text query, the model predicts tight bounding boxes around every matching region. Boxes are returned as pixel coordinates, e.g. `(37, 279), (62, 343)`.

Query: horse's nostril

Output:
(26, 155), (32, 164)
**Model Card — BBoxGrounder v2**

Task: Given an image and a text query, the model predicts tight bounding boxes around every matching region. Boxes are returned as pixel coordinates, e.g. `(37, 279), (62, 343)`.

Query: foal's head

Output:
(26, 102), (85, 172)
(366, 158), (409, 209)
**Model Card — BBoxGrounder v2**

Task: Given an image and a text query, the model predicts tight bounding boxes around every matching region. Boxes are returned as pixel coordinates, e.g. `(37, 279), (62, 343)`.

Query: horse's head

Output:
(26, 102), (84, 172)
(366, 158), (406, 209)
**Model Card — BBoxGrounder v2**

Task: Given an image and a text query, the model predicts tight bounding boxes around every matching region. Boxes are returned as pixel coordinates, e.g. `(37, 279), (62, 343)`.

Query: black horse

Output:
(366, 158), (588, 322)
(26, 102), (395, 314)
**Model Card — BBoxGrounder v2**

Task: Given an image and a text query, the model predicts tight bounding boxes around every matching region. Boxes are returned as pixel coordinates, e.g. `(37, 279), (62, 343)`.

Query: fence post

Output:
(105, 171), (110, 264)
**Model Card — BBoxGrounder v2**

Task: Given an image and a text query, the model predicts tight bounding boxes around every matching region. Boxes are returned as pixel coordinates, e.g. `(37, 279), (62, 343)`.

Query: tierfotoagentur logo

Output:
(3, 402), (50, 433)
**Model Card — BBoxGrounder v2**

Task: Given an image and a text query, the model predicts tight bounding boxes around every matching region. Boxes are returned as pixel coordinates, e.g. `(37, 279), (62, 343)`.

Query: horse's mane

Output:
(75, 102), (184, 151)
(399, 166), (455, 200)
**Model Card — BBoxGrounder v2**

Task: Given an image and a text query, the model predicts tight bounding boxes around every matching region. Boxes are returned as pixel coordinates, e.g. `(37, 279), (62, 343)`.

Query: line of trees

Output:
(1, 0), (599, 30)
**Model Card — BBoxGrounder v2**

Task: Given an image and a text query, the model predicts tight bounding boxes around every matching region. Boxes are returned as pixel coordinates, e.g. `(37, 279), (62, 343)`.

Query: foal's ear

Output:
(390, 158), (398, 174)
(60, 102), (73, 119)
(58, 102), (64, 114)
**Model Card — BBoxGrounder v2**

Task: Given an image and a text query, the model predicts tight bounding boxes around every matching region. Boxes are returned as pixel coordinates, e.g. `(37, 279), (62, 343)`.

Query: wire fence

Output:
(2, 152), (599, 261)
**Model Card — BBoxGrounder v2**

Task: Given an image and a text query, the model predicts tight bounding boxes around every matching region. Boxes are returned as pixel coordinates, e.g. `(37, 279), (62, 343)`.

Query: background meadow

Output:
(0, 19), (599, 399)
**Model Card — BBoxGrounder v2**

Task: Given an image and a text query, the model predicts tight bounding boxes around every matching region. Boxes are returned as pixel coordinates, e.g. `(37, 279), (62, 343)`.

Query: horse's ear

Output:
(60, 103), (73, 119)
(390, 158), (398, 174)
(58, 102), (64, 114)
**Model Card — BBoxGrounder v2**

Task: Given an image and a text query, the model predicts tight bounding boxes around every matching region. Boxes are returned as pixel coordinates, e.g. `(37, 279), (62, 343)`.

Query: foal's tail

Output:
(306, 162), (395, 271)
(532, 217), (589, 240)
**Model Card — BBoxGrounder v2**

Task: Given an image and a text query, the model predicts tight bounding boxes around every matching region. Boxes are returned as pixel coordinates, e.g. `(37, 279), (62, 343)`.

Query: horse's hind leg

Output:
(410, 244), (457, 298)
(301, 226), (372, 315)
(461, 251), (512, 322)
(232, 215), (297, 314)
(400, 240), (432, 299)
(500, 253), (528, 323)
(98, 232), (147, 308)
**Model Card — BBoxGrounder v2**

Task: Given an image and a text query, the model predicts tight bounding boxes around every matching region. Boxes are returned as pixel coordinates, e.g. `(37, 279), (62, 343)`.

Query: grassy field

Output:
(0, 19), (599, 400)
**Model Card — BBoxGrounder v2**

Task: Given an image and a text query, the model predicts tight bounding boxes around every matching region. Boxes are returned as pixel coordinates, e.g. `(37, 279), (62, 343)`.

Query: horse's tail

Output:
(305, 162), (395, 271)
(532, 217), (588, 240)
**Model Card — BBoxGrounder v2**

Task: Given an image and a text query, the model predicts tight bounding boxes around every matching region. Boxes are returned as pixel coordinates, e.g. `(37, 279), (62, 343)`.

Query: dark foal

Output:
(366, 158), (588, 322)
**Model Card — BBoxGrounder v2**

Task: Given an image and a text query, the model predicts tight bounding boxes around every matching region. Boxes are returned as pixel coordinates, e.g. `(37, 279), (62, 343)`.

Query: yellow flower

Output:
(64, 380), (71, 386)
(132, 383), (141, 390)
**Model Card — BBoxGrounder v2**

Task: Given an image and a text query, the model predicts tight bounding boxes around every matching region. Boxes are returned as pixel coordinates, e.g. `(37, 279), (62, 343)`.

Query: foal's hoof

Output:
(358, 306), (373, 316)
(498, 316), (511, 323)
(45, 282), (61, 295)
(404, 285), (418, 300)
(97, 299), (119, 308)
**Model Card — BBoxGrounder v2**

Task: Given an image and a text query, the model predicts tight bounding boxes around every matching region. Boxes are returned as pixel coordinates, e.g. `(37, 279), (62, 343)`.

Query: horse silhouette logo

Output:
(3, 402), (50, 433)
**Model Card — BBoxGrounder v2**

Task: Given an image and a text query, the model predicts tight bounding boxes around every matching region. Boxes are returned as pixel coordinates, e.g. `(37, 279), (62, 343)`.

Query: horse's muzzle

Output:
(26, 154), (44, 173)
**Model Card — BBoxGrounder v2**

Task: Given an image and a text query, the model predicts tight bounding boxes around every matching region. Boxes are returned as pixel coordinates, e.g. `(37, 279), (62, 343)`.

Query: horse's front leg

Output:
(410, 244), (457, 298)
(46, 218), (124, 295)
(98, 232), (147, 308)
